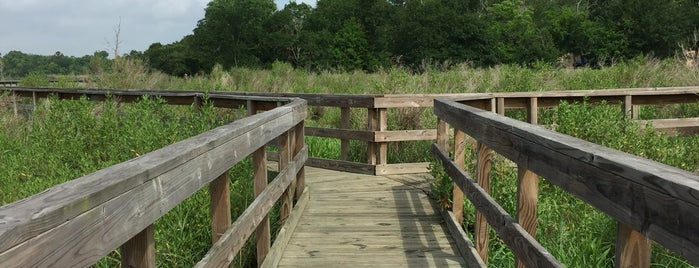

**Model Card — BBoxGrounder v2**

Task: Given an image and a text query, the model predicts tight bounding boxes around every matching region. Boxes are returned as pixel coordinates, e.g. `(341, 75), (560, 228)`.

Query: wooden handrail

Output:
(433, 97), (699, 267)
(0, 92), (307, 267)
(3, 86), (699, 176)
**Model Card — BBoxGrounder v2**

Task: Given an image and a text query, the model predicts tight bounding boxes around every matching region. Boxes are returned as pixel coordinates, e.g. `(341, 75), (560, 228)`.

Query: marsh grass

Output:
(4, 58), (699, 267)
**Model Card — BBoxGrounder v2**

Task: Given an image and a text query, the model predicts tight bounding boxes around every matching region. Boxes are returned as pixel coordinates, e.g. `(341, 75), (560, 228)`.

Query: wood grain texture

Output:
(452, 129), (467, 225)
(210, 172), (231, 244)
(120, 225), (155, 268)
(375, 162), (431, 175)
(434, 98), (699, 265)
(0, 99), (306, 267)
(195, 146), (308, 268)
(615, 223), (650, 268)
(642, 117), (699, 136)
(436, 119), (449, 152)
(440, 209), (487, 268)
(516, 167), (539, 268)
(304, 157), (375, 175)
(279, 132), (292, 222)
(294, 122), (306, 201)
(260, 188), (310, 268)
(432, 144), (563, 267)
(340, 107), (350, 161)
(527, 97), (538, 125)
(367, 108), (379, 165)
(253, 147), (270, 267)
(378, 108), (388, 165)
(475, 142), (492, 264)
(305, 127), (373, 141)
(275, 167), (468, 268)
(374, 129), (437, 142)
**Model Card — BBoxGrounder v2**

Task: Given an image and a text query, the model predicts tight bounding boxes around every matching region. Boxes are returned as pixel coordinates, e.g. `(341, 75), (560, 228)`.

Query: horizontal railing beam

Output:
(434, 98), (699, 264)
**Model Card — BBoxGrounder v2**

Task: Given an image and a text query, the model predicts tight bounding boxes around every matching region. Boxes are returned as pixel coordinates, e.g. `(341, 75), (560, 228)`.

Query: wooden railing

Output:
(0, 89), (307, 267)
(3, 87), (699, 177)
(263, 87), (699, 175)
(432, 97), (699, 267)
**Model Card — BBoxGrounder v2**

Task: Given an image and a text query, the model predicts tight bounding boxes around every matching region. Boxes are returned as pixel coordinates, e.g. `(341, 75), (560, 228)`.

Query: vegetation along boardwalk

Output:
(268, 167), (467, 267)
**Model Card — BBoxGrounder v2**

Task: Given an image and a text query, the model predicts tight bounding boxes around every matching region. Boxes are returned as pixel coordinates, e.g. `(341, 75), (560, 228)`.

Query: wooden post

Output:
(294, 121), (305, 201)
(247, 100), (257, 116)
(253, 146), (270, 267)
(279, 131), (292, 222)
(12, 91), (18, 116)
(496, 97), (505, 115)
(527, 97), (538, 125)
(437, 119), (449, 152)
(452, 129), (466, 225)
(193, 95), (202, 113)
(367, 108), (379, 165)
(475, 142), (492, 264)
(32, 91), (37, 111)
(623, 95), (638, 120)
(615, 223), (651, 268)
(340, 107), (350, 161)
(210, 171), (231, 244)
(377, 108), (388, 165)
(515, 167), (539, 268)
(120, 225), (155, 268)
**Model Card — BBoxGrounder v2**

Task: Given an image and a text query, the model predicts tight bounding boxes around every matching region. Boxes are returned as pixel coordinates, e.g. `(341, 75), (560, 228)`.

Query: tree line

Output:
(2, 0), (698, 78)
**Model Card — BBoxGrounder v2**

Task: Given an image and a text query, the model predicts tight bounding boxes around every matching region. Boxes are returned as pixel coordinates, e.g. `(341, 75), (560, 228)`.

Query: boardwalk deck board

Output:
(275, 167), (467, 267)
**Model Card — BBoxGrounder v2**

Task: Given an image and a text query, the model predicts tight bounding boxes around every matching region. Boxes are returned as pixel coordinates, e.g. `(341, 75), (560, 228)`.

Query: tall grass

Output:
(4, 57), (698, 267)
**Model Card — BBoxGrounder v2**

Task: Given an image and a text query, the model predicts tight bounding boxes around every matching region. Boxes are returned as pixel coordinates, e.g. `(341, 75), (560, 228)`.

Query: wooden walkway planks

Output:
(275, 167), (467, 267)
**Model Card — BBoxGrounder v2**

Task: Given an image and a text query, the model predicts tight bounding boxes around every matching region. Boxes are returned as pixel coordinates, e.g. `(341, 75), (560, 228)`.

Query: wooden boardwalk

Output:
(272, 167), (467, 267)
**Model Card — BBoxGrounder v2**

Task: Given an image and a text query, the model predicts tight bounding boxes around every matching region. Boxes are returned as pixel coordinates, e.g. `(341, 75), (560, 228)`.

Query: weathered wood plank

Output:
(304, 157), (375, 175)
(432, 144), (563, 267)
(260, 187), (310, 268)
(374, 129), (437, 142)
(120, 225), (155, 268)
(453, 129), (467, 225)
(475, 142), (492, 264)
(305, 127), (374, 141)
(195, 146), (308, 268)
(439, 209), (487, 268)
(210, 172), (231, 244)
(615, 223), (651, 268)
(0, 99), (307, 266)
(516, 167), (539, 268)
(340, 107), (351, 161)
(253, 147), (270, 267)
(375, 162), (430, 175)
(642, 117), (699, 136)
(434, 98), (699, 264)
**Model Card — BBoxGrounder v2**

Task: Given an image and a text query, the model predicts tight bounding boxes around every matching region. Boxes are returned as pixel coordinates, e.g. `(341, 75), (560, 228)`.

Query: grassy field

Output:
(2, 57), (698, 267)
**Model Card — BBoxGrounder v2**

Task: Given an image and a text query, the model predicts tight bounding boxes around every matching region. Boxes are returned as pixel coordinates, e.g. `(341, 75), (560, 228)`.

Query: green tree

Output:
(589, 0), (696, 58)
(192, 0), (276, 70)
(331, 18), (370, 71)
(263, 2), (313, 66)
(485, 0), (556, 64)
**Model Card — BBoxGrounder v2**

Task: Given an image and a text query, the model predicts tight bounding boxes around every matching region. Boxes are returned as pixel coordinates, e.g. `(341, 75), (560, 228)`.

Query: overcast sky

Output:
(0, 0), (316, 58)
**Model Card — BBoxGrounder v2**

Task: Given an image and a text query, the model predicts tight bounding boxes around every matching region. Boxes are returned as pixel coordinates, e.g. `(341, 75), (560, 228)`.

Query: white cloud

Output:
(0, 0), (207, 57)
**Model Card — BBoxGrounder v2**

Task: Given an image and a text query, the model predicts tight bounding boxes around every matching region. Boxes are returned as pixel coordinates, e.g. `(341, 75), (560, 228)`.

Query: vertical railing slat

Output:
(210, 171), (231, 244)
(253, 146), (270, 267)
(515, 167), (539, 268)
(120, 225), (155, 268)
(378, 108), (388, 165)
(279, 131), (292, 222)
(294, 121), (306, 201)
(475, 142), (492, 264)
(367, 108), (378, 165)
(452, 129), (466, 225)
(616, 223), (651, 268)
(340, 107), (350, 161)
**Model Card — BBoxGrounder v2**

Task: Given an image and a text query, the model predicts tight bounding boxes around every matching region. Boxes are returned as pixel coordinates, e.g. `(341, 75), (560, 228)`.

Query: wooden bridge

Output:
(1, 87), (699, 267)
